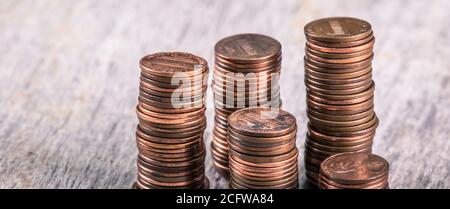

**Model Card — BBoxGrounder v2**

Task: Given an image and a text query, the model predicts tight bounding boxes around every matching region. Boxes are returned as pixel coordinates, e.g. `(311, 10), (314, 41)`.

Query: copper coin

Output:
(305, 76), (372, 90)
(228, 108), (297, 137)
(306, 136), (373, 153)
(216, 54), (281, 69)
(304, 57), (372, 74)
(305, 69), (372, 85)
(307, 38), (375, 54)
(307, 92), (372, 106)
(311, 114), (377, 133)
(308, 111), (375, 127)
(140, 52), (208, 77)
(140, 72), (207, 89)
(306, 45), (373, 59)
(307, 82), (374, 101)
(306, 33), (373, 48)
(306, 96), (373, 112)
(215, 34), (281, 64)
(320, 152), (389, 185)
(305, 17), (372, 42)
(308, 125), (374, 143)
(229, 155), (297, 176)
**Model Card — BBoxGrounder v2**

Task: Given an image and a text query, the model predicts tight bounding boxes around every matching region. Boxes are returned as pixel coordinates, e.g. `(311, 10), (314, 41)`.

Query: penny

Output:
(306, 96), (373, 112)
(306, 136), (373, 153)
(305, 68), (372, 85)
(304, 57), (372, 74)
(319, 173), (388, 188)
(311, 115), (377, 133)
(215, 34), (281, 64)
(140, 52), (208, 77)
(306, 46), (373, 59)
(229, 157), (297, 176)
(306, 53), (374, 69)
(306, 33), (373, 48)
(140, 72), (207, 89)
(215, 54), (281, 69)
(308, 111), (375, 127)
(307, 38), (375, 54)
(228, 127), (297, 145)
(307, 92), (372, 105)
(304, 17), (372, 42)
(307, 82), (374, 101)
(308, 125), (375, 142)
(228, 108), (296, 137)
(306, 80), (373, 95)
(305, 76), (373, 90)
(230, 169), (298, 186)
(228, 139), (296, 156)
(319, 153), (389, 188)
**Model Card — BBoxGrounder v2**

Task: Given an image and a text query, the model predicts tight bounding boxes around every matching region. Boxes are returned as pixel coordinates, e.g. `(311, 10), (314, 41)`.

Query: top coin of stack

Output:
(303, 17), (378, 185)
(211, 34), (282, 177)
(135, 52), (209, 189)
(227, 107), (298, 189)
(319, 152), (389, 189)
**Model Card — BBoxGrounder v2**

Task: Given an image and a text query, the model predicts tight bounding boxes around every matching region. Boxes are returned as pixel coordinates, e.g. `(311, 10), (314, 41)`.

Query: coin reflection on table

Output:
(303, 17), (379, 186)
(134, 52), (209, 189)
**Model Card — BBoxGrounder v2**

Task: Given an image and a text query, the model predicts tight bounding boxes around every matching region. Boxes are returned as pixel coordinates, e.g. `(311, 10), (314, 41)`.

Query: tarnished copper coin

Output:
(319, 153), (389, 189)
(305, 17), (372, 42)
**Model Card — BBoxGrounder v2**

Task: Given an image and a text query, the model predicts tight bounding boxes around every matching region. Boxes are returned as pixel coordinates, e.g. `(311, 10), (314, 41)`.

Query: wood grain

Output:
(0, 0), (449, 189)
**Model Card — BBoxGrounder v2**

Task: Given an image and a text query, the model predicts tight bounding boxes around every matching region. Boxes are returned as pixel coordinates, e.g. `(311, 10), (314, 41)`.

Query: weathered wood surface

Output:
(0, 0), (449, 189)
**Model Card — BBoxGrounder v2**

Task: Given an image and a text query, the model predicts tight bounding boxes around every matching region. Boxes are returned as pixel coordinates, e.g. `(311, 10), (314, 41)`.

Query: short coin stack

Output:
(227, 108), (298, 189)
(303, 17), (378, 185)
(319, 152), (389, 189)
(212, 34), (282, 177)
(135, 52), (209, 189)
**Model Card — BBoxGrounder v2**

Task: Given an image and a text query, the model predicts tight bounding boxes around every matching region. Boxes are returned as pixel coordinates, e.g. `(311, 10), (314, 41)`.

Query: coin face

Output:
(228, 107), (296, 137)
(140, 52), (207, 76)
(321, 153), (389, 182)
(215, 34), (281, 62)
(305, 17), (372, 42)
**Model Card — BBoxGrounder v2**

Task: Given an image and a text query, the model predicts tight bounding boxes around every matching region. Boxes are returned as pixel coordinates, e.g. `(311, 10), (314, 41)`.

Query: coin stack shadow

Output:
(211, 34), (282, 177)
(227, 108), (298, 189)
(319, 153), (389, 189)
(135, 52), (209, 189)
(303, 17), (378, 186)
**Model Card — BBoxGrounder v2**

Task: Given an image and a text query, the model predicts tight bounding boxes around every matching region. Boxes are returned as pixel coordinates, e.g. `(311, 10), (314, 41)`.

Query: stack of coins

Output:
(319, 152), (389, 189)
(303, 17), (378, 185)
(227, 108), (298, 189)
(211, 34), (282, 177)
(135, 52), (209, 189)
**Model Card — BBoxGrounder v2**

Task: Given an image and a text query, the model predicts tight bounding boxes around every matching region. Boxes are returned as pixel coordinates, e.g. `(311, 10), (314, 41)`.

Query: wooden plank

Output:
(0, 0), (449, 188)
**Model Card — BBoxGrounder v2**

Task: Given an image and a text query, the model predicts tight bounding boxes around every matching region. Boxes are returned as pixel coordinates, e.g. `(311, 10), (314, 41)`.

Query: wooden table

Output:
(1, 0), (449, 189)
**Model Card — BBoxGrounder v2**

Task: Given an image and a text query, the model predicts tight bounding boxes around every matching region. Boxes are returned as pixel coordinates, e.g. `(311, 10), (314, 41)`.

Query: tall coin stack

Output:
(319, 153), (389, 189)
(227, 108), (298, 189)
(303, 17), (378, 185)
(135, 52), (209, 189)
(212, 34), (282, 177)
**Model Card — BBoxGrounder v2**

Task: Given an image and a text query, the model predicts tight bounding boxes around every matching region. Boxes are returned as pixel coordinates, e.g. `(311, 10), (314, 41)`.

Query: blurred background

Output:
(0, 0), (449, 188)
